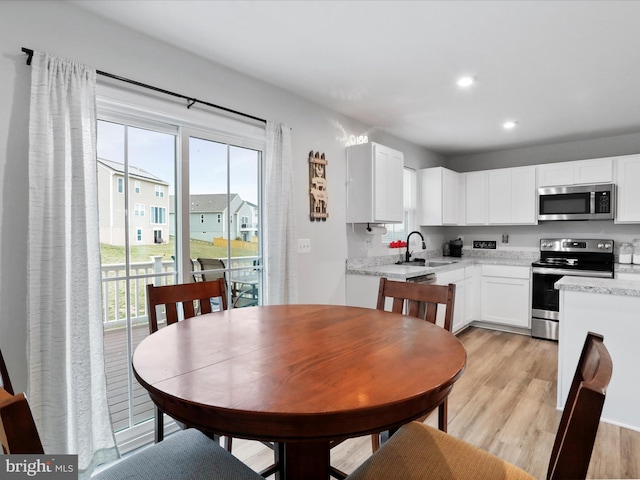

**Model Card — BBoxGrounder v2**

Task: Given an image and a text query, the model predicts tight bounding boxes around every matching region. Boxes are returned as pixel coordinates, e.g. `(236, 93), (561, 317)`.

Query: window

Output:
(134, 181), (141, 194)
(117, 177), (124, 193)
(241, 216), (249, 227)
(134, 203), (145, 216)
(136, 228), (142, 242)
(200, 214), (205, 224)
(155, 185), (164, 198)
(217, 214), (221, 223)
(383, 168), (416, 243)
(150, 206), (166, 224)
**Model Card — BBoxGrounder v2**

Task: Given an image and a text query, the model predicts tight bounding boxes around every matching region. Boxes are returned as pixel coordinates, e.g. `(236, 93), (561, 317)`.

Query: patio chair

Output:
(345, 332), (612, 480)
(197, 257), (258, 308)
(0, 387), (263, 480)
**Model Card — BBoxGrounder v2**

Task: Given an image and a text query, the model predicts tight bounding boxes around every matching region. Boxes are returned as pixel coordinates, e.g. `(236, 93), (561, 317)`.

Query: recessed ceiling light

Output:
(503, 120), (517, 130)
(456, 76), (475, 88)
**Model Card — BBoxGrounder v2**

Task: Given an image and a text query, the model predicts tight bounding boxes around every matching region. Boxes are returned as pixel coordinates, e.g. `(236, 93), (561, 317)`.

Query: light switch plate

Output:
(297, 238), (311, 254)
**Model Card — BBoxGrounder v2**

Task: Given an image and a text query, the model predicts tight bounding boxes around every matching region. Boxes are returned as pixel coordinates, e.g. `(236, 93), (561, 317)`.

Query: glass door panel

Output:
(97, 119), (177, 443)
(188, 136), (263, 308)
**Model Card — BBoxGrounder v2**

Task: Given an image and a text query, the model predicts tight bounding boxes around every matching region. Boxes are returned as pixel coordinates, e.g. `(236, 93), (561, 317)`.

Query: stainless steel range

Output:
(531, 238), (614, 341)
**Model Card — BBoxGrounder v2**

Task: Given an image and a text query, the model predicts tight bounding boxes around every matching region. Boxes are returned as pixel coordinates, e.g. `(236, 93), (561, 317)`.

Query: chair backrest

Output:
(0, 348), (14, 395)
(547, 332), (612, 480)
(0, 387), (44, 454)
(146, 279), (228, 334)
(197, 258), (226, 283)
(376, 278), (456, 332)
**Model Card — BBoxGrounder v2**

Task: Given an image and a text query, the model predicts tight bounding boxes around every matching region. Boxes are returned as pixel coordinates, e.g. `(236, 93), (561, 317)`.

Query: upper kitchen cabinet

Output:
(346, 143), (404, 223)
(614, 154), (640, 223)
(419, 167), (462, 226)
(537, 157), (613, 187)
(488, 166), (537, 224)
(464, 171), (488, 225)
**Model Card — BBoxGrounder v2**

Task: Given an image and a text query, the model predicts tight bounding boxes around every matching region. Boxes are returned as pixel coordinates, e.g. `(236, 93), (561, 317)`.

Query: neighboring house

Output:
(97, 159), (170, 246)
(169, 193), (258, 243)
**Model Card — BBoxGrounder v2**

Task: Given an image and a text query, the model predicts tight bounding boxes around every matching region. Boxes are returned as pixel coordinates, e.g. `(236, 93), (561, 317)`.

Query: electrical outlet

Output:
(297, 238), (311, 254)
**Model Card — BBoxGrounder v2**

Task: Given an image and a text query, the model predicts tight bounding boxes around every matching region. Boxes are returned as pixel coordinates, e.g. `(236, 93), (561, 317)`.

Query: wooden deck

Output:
(104, 323), (154, 433)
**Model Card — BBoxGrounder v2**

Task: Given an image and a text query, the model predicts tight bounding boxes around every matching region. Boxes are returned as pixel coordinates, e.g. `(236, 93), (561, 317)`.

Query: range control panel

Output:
(473, 240), (497, 249)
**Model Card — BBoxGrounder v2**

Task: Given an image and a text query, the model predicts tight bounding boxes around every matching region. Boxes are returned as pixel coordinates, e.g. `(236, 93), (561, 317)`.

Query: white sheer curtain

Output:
(27, 52), (117, 476)
(265, 121), (298, 304)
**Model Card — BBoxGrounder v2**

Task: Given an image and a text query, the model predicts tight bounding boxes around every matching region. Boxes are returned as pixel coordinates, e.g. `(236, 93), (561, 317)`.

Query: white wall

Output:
(0, 1), (439, 391)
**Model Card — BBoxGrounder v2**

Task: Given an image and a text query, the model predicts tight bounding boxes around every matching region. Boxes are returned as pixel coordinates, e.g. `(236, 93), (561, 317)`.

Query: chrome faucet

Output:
(405, 231), (427, 263)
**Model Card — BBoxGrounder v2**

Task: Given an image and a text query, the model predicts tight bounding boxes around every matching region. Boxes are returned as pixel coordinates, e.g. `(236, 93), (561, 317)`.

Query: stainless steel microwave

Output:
(538, 183), (615, 221)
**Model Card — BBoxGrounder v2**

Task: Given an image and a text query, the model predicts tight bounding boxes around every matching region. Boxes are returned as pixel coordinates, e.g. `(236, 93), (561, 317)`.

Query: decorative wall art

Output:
(309, 151), (328, 221)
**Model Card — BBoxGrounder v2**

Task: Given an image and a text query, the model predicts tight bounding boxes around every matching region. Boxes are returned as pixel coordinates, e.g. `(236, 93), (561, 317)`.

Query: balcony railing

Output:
(100, 256), (260, 329)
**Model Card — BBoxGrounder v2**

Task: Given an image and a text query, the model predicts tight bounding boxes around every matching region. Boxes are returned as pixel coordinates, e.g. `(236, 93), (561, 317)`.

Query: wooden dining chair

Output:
(146, 279), (229, 447)
(0, 387), (263, 480)
(0, 347), (14, 395)
(345, 331), (612, 480)
(372, 278), (456, 450)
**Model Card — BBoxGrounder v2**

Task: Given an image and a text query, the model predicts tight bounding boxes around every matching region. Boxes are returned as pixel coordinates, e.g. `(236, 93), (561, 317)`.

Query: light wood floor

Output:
(231, 327), (640, 479)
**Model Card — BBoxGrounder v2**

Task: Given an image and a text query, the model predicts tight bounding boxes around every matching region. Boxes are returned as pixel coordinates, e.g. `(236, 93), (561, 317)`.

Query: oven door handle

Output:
(532, 267), (612, 278)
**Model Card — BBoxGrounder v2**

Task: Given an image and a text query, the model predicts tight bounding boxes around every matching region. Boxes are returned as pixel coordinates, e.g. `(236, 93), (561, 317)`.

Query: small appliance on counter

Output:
(449, 238), (463, 257)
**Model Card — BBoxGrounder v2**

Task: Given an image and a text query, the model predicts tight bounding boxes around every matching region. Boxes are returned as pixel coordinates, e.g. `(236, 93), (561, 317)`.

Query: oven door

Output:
(531, 270), (564, 340)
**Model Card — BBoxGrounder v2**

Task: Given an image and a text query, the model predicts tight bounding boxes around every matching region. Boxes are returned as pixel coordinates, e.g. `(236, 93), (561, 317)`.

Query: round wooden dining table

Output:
(132, 304), (467, 480)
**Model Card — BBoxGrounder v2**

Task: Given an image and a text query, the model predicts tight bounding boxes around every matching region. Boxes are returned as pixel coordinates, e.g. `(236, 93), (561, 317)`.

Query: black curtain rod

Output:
(22, 47), (267, 125)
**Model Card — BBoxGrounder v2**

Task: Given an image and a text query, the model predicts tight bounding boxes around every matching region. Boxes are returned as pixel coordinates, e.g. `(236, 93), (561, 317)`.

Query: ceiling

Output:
(71, 0), (640, 156)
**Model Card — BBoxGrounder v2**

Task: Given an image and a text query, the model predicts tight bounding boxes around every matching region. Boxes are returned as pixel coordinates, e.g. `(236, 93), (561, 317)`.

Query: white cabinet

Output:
(346, 142), (404, 223)
(419, 167), (461, 226)
(464, 265), (480, 325)
(480, 265), (531, 328)
(614, 154), (640, 223)
(464, 171), (488, 225)
(435, 266), (478, 334)
(488, 166), (536, 225)
(434, 268), (465, 333)
(537, 158), (613, 187)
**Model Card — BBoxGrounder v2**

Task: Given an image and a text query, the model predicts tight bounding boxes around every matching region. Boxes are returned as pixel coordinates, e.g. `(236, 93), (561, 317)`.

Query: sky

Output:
(97, 120), (260, 205)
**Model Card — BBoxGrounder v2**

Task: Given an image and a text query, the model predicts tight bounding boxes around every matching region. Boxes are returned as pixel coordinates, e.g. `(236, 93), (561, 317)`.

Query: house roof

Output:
(187, 194), (240, 214)
(98, 158), (169, 185)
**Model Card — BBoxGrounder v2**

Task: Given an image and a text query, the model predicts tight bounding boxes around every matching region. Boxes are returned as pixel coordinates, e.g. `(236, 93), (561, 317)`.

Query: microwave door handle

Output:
(590, 191), (596, 214)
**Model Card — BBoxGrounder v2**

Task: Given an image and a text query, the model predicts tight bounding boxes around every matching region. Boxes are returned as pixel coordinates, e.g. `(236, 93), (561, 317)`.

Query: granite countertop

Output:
(346, 251), (536, 280)
(615, 263), (640, 274)
(555, 276), (640, 297)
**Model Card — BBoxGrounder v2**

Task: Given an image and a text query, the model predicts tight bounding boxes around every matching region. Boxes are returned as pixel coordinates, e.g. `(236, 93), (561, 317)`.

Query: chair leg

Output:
(371, 433), (380, 452)
(438, 398), (448, 432)
(154, 406), (164, 443)
(223, 435), (232, 452)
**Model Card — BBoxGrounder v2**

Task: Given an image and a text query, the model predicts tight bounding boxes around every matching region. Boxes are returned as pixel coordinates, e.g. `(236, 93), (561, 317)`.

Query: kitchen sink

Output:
(426, 260), (458, 267)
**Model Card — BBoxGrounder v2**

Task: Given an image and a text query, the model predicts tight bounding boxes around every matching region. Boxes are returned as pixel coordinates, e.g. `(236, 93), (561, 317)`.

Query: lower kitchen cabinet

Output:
(435, 266), (478, 334)
(480, 265), (531, 328)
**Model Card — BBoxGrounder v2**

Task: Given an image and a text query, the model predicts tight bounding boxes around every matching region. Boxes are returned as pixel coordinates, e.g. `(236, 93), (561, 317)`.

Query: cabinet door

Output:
(615, 154), (640, 223)
(374, 145), (404, 222)
(464, 266), (480, 324)
(435, 268), (465, 332)
(465, 171), (488, 224)
(488, 169), (512, 224)
(511, 166), (537, 224)
(574, 158), (613, 184)
(481, 276), (530, 327)
(442, 168), (459, 225)
(537, 163), (575, 187)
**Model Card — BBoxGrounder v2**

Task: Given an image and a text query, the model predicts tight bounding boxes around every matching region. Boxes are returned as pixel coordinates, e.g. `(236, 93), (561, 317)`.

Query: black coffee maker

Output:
(449, 238), (463, 257)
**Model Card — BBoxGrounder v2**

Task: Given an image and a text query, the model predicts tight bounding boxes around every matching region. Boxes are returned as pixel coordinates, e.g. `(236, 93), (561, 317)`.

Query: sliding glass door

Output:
(97, 117), (264, 450)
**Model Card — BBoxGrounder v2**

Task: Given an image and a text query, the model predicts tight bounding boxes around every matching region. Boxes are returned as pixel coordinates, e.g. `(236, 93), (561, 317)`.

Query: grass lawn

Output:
(100, 236), (258, 264)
